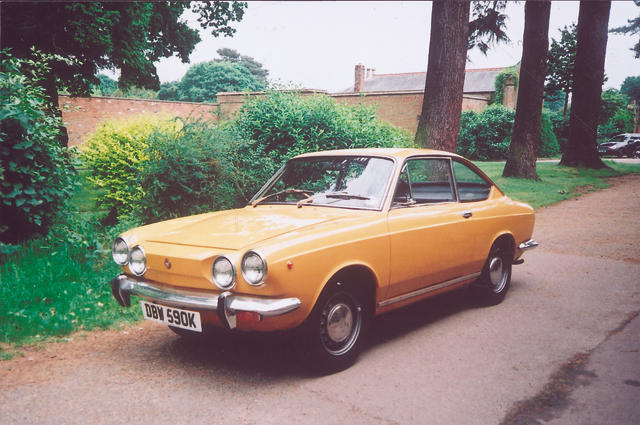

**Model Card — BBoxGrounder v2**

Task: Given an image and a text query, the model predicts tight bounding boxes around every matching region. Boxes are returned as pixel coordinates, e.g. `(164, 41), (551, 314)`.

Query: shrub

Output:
(81, 114), (182, 220)
(457, 105), (514, 160)
(0, 51), (76, 243)
(138, 122), (244, 223)
(232, 91), (413, 166)
(457, 105), (560, 160)
(597, 108), (634, 141)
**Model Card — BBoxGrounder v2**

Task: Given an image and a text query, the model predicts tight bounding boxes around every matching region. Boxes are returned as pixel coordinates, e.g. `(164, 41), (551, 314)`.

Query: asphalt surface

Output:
(1, 174), (639, 425)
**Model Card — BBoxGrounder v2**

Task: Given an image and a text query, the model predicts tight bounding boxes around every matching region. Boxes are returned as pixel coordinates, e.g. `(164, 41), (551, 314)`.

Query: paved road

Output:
(2, 175), (639, 425)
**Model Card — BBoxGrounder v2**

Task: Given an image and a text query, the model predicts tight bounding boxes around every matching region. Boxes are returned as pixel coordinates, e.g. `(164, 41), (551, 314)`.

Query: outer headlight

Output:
(212, 256), (235, 289)
(241, 250), (267, 286)
(112, 237), (129, 265)
(128, 245), (146, 276)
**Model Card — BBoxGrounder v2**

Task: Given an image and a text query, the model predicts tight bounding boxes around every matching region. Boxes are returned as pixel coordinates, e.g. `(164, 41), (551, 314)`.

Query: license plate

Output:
(140, 301), (202, 332)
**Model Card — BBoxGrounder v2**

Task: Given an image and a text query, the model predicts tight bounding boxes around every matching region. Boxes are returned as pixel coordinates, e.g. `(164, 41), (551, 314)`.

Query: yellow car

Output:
(109, 148), (537, 371)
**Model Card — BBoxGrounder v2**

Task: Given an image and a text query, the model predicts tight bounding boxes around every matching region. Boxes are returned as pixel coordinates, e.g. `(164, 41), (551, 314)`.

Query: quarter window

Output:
(452, 161), (491, 202)
(394, 158), (455, 204)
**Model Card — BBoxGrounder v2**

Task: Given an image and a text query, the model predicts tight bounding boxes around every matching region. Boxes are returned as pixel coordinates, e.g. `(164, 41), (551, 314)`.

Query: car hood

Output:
(142, 205), (353, 250)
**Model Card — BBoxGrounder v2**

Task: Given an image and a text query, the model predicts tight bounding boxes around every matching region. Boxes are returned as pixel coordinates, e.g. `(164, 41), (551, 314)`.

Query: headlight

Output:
(212, 256), (235, 289)
(112, 237), (129, 265)
(128, 246), (146, 276)
(241, 250), (267, 286)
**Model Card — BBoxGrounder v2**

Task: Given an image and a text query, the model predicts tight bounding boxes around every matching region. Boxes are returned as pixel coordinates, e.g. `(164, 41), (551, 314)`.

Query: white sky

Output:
(153, 1), (639, 93)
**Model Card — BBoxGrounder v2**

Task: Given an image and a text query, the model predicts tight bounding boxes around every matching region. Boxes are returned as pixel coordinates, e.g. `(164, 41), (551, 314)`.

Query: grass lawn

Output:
(477, 160), (640, 209)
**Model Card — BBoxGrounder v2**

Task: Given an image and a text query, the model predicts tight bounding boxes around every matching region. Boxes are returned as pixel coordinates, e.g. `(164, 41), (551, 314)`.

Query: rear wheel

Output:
(304, 282), (370, 373)
(472, 241), (513, 305)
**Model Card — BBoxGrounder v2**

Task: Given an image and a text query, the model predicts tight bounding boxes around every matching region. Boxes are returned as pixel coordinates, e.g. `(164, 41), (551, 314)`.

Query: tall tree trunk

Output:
(415, 0), (470, 152)
(560, 1), (610, 168)
(503, 0), (551, 179)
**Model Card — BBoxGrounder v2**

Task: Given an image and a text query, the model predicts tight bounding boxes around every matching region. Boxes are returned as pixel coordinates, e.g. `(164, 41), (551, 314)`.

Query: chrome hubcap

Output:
(326, 303), (353, 343)
(319, 291), (362, 356)
(488, 256), (507, 293)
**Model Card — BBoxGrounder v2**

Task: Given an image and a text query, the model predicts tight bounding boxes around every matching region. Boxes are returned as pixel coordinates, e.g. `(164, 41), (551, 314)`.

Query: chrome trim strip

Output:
(111, 275), (301, 317)
(518, 239), (539, 251)
(377, 272), (481, 308)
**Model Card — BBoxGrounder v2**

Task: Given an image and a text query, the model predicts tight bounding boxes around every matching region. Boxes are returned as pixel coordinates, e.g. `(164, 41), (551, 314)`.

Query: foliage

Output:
(457, 105), (514, 160)
(92, 74), (117, 96)
(468, 1), (510, 55)
(112, 87), (159, 100)
(81, 114), (182, 220)
(160, 61), (264, 103)
(621, 75), (640, 102)
(233, 91), (413, 166)
(138, 122), (240, 223)
(158, 81), (181, 101)
(493, 66), (519, 105)
(599, 89), (630, 125)
(610, 0), (640, 58)
(457, 105), (559, 160)
(216, 47), (269, 87)
(597, 108), (635, 141)
(546, 108), (570, 151)
(1, 2), (247, 95)
(0, 51), (76, 244)
(545, 24), (577, 101)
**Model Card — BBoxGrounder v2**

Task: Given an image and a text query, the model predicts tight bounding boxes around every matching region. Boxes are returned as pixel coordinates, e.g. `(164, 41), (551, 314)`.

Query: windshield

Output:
(251, 156), (395, 210)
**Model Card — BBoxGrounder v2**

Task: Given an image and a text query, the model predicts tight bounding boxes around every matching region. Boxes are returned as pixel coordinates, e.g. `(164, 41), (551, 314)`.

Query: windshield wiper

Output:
(296, 192), (370, 208)
(252, 188), (312, 207)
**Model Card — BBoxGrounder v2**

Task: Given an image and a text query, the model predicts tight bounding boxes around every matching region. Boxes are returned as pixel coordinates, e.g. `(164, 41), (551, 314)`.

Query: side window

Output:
(400, 158), (454, 204)
(452, 161), (491, 202)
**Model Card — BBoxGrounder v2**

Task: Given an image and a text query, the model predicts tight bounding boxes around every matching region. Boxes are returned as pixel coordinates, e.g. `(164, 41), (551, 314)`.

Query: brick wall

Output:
(59, 96), (218, 146)
(60, 89), (493, 146)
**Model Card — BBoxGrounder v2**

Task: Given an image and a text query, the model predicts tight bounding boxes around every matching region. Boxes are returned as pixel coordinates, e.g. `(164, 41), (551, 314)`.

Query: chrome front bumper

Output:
(109, 274), (302, 330)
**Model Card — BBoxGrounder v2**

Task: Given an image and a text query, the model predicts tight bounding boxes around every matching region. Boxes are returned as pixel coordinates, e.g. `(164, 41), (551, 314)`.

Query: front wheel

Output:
(472, 241), (513, 305)
(304, 282), (370, 373)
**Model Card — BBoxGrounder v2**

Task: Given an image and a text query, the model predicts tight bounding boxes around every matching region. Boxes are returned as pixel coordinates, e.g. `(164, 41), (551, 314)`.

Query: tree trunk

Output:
(42, 68), (69, 148)
(560, 1), (610, 168)
(415, 0), (470, 152)
(503, 0), (551, 179)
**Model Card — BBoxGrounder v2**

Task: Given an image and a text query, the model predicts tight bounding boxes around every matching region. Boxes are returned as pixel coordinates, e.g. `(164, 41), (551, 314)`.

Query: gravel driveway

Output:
(2, 174), (639, 425)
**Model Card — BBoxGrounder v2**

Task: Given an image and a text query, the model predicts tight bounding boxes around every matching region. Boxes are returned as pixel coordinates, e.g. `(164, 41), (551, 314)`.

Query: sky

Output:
(154, 1), (639, 93)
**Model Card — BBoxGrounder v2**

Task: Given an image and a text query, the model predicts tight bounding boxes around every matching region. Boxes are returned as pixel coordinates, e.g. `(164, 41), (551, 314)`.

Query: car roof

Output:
(293, 148), (462, 160)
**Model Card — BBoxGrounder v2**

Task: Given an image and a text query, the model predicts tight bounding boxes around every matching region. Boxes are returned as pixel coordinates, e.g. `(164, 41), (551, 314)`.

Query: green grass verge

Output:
(477, 160), (640, 209)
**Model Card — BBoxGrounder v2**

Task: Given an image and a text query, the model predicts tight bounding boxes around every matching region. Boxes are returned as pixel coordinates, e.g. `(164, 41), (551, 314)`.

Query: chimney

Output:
(354, 64), (365, 93)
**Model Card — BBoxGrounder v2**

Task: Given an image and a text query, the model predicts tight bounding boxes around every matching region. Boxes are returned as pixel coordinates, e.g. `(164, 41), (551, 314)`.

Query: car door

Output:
(386, 157), (478, 300)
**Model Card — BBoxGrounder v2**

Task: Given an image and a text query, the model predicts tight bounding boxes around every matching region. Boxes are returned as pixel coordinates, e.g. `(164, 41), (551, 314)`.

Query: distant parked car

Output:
(598, 134), (640, 158)
(109, 148), (538, 371)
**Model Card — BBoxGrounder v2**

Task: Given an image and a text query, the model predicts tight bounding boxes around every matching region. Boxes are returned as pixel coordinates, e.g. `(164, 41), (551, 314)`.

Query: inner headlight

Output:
(241, 250), (267, 286)
(129, 246), (146, 276)
(112, 237), (129, 265)
(212, 256), (235, 289)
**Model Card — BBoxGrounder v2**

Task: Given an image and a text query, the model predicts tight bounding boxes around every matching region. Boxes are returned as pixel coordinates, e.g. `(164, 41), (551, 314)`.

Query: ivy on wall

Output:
(494, 66), (519, 106)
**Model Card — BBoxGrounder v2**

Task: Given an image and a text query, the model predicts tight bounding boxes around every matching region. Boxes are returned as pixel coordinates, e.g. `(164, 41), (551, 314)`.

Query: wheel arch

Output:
(491, 232), (516, 259)
(311, 264), (378, 320)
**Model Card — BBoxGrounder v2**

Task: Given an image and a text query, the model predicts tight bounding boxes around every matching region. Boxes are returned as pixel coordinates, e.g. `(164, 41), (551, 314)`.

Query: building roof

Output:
(339, 67), (506, 94)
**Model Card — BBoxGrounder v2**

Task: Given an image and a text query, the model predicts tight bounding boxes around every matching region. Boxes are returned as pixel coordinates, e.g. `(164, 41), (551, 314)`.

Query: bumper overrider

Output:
(109, 274), (302, 330)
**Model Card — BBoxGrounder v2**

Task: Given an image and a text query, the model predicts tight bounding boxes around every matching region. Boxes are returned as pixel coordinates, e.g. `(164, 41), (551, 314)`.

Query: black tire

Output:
(471, 241), (513, 305)
(303, 281), (370, 374)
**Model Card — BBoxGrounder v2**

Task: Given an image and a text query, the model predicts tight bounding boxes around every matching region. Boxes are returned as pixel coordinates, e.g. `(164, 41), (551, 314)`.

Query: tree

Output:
(160, 61), (263, 102)
(610, 0), (640, 58)
(416, 1), (509, 150)
(545, 24), (577, 118)
(503, 0), (551, 179)
(560, 1), (611, 169)
(1, 1), (247, 145)
(216, 48), (269, 87)
(415, 1), (470, 151)
(621, 75), (640, 102)
(94, 74), (117, 96)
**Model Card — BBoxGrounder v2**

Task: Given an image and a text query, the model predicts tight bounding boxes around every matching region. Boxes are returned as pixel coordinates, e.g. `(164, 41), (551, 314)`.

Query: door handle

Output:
(462, 211), (472, 219)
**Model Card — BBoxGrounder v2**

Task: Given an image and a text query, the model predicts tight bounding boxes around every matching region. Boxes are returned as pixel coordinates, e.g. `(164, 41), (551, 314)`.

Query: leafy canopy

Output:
(159, 60), (264, 102)
(468, 1), (510, 55)
(545, 23), (577, 97)
(610, 0), (640, 58)
(0, 1), (247, 94)
(216, 48), (269, 87)
(621, 75), (640, 102)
